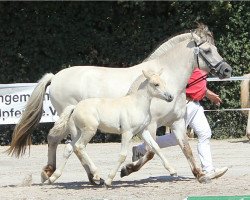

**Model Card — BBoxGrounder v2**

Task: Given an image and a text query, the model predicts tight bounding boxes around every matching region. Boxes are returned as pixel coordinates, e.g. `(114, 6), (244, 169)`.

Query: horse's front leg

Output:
(120, 123), (157, 178)
(141, 129), (177, 176)
(105, 131), (133, 187)
(171, 118), (209, 183)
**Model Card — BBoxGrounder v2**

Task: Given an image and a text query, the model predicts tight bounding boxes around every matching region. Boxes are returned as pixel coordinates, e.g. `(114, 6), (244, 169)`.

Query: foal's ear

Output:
(142, 69), (153, 80)
(157, 68), (163, 75)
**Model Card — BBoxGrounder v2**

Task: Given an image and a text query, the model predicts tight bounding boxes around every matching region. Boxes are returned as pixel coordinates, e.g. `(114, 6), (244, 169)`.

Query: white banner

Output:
(0, 83), (57, 124)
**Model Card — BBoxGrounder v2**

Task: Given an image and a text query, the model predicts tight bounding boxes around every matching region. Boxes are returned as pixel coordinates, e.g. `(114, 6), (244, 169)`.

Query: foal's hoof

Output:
(120, 166), (128, 178)
(198, 175), (211, 184)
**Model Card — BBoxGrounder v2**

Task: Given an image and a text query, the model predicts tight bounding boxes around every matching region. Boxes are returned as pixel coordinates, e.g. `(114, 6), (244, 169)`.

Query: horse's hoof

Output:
(198, 175), (211, 184)
(170, 172), (178, 177)
(120, 166), (128, 178)
(41, 171), (48, 183)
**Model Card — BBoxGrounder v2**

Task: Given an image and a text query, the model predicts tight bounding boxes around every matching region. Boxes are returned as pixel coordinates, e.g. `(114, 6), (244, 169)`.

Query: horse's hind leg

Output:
(48, 142), (74, 184)
(41, 128), (68, 183)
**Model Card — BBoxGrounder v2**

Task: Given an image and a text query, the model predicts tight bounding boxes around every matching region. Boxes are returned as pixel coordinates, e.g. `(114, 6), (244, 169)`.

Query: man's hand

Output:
(206, 89), (222, 106)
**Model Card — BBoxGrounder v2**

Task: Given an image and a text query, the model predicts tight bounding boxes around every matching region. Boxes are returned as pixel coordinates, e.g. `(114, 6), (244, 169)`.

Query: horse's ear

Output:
(142, 70), (153, 80)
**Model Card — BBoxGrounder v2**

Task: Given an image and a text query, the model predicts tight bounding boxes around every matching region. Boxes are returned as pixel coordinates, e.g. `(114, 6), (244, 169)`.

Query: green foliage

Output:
(0, 1), (249, 144)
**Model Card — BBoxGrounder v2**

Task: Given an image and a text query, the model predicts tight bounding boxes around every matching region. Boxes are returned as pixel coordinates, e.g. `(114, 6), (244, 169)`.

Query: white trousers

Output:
(137, 101), (214, 173)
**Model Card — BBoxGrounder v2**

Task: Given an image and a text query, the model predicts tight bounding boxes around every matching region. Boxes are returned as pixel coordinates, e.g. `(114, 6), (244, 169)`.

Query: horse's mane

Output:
(241, 73), (250, 116)
(144, 23), (214, 62)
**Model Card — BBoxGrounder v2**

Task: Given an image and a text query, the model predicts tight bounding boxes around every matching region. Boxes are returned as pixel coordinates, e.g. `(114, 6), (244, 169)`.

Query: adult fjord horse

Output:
(241, 73), (250, 140)
(7, 24), (232, 184)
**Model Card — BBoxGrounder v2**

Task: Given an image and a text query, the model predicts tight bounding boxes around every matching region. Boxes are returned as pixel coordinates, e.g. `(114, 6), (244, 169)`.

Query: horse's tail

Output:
(240, 73), (250, 116)
(48, 105), (75, 141)
(7, 73), (54, 157)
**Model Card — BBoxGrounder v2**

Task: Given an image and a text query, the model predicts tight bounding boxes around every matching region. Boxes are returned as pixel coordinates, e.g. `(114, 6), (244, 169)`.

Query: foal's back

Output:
(71, 93), (150, 135)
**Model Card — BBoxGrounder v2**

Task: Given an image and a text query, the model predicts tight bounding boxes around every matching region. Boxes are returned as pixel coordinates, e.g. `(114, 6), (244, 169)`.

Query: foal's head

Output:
(142, 69), (174, 102)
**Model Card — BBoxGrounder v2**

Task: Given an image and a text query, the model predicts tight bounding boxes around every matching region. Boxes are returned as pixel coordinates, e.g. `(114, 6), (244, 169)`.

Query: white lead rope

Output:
(207, 76), (250, 82)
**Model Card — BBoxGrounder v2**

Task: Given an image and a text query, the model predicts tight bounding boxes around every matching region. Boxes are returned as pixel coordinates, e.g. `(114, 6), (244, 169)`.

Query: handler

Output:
(132, 68), (228, 179)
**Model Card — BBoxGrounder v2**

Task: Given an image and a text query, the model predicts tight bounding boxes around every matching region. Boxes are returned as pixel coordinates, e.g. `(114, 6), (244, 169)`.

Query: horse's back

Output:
(49, 66), (142, 115)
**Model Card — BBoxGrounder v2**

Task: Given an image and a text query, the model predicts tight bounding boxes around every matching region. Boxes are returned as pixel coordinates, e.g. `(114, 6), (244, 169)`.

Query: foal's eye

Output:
(154, 83), (159, 87)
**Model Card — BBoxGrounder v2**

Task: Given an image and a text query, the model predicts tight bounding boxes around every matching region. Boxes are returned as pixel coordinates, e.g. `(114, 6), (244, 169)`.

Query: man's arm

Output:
(206, 89), (222, 106)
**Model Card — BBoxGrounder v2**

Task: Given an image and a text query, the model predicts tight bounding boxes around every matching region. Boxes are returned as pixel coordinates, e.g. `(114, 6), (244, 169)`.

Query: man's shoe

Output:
(132, 146), (145, 162)
(205, 167), (228, 179)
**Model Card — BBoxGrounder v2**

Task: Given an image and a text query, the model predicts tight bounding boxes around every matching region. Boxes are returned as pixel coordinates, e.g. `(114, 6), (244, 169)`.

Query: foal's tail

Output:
(240, 73), (250, 116)
(48, 105), (75, 140)
(7, 73), (54, 157)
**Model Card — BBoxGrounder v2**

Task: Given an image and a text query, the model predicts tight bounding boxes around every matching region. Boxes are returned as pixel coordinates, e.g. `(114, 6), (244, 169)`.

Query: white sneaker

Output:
(205, 167), (228, 179)
(132, 146), (145, 162)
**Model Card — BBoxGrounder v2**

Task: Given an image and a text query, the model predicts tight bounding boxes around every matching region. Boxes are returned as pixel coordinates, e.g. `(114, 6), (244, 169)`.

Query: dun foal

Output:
(42, 69), (175, 186)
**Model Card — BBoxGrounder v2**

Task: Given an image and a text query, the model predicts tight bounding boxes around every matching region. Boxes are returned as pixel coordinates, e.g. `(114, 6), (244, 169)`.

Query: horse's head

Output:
(191, 24), (232, 79)
(142, 68), (174, 102)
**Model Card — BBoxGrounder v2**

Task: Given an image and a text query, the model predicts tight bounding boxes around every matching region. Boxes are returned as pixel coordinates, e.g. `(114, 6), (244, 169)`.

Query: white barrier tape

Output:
(204, 108), (250, 112)
(207, 76), (250, 82)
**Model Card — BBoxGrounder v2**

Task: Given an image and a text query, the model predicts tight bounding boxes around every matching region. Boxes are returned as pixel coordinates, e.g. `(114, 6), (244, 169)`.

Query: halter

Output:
(193, 40), (225, 76)
(186, 40), (225, 89)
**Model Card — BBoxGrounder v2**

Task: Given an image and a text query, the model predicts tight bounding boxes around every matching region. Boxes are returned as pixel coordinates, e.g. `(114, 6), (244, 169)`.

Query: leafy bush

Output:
(0, 1), (249, 145)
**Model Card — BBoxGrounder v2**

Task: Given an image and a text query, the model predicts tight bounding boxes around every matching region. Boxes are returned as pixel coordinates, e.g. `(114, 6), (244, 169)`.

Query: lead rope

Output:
(186, 74), (207, 88)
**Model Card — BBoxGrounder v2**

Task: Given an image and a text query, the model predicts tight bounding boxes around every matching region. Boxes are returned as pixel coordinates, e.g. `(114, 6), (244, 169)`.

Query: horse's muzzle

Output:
(216, 62), (232, 79)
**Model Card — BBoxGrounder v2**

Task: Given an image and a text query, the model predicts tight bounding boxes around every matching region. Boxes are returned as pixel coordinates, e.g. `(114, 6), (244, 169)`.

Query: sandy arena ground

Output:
(0, 138), (250, 200)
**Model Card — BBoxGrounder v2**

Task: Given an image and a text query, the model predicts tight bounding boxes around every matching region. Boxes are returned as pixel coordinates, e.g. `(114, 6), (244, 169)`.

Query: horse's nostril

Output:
(224, 68), (229, 73)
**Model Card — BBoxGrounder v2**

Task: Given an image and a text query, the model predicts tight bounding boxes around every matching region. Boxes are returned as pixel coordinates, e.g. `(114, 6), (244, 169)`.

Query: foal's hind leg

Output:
(74, 127), (103, 185)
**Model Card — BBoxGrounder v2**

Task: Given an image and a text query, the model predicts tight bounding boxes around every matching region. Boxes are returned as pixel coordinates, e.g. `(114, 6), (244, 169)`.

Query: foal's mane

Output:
(144, 23), (214, 62)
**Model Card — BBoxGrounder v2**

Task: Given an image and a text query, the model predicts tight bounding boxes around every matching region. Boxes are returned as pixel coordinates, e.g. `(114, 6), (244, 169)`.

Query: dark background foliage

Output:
(0, 1), (249, 145)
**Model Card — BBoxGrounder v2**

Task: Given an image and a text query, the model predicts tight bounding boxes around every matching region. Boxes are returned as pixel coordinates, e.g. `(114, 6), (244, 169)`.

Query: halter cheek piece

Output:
(186, 40), (226, 89)
(193, 41), (225, 76)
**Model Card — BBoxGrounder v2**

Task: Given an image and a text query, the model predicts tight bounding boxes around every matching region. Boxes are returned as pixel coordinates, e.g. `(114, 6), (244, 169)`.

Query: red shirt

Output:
(186, 68), (207, 101)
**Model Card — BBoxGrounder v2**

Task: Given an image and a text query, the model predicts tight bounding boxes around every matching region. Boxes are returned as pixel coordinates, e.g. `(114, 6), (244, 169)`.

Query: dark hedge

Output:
(0, 1), (249, 145)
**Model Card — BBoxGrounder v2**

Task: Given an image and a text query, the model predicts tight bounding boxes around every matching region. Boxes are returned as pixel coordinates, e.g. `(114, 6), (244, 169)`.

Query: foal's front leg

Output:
(105, 131), (133, 187)
(141, 130), (177, 176)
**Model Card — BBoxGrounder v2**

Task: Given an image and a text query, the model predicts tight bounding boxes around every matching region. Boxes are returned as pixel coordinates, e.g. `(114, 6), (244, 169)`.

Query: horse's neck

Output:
(156, 42), (195, 90)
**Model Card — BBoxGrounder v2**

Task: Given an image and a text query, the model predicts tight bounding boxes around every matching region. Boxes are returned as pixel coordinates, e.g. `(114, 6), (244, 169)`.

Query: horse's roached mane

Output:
(144, 23), (214, 62)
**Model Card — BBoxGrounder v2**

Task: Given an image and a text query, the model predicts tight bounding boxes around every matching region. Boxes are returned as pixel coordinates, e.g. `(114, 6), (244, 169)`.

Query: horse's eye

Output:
(203, 47), (211, 53)
(154, 83), (159, 87)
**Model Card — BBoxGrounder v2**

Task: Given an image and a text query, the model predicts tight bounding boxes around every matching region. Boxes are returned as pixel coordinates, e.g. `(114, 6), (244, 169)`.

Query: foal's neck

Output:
(134, 80), (154, 107)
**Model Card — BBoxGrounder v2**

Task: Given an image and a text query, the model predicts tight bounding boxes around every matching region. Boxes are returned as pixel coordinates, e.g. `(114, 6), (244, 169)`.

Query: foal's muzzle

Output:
(164, 93), (174, 102)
